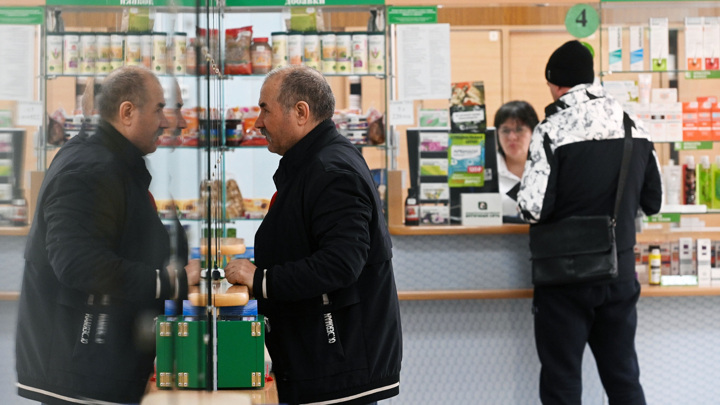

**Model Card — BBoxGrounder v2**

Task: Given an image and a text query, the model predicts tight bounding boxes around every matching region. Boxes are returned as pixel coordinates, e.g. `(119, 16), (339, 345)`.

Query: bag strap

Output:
(614, 112), (635, 222)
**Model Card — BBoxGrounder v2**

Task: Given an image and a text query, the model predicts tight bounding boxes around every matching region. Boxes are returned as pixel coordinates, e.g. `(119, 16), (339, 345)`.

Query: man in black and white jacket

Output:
(518, 40), (663, 405)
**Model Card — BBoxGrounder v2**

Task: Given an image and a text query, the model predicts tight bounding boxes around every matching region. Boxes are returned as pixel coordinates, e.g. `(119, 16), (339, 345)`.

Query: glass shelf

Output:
(161, 217), (264, 222)
(600, 70), (720, 79)
(46, 73), (198, 79)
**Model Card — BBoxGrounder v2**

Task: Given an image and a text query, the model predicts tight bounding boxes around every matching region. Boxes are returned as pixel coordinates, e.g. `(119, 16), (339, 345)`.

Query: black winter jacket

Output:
(251, 119), (402, 405)
(518, 83), (663, 283)
(16, 121), (182, 405)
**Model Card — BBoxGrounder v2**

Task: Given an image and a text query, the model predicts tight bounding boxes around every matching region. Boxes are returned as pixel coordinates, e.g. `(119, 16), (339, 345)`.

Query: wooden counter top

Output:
(143, 378), (278, 405)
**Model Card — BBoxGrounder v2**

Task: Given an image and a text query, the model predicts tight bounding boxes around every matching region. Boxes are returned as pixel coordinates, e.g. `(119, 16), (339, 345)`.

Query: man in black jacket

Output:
(16, 66), (197, 405)
(224, 65), (402, 405)
(517, 41), (663, 405)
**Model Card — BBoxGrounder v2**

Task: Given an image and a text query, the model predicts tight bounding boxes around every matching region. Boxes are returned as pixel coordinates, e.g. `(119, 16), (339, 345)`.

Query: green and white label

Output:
(0, 7), (44, 25)
(645, 213), (680, 223)
(388, 6), (437, 25)
(674, 141), (713, 151)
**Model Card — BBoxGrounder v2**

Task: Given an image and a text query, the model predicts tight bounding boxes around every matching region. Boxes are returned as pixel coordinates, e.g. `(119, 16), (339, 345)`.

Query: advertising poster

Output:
(448, 133), (485, 188)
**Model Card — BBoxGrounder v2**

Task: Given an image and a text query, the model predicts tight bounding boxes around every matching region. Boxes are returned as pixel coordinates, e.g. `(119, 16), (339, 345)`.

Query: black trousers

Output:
(533, 279), (646, 405)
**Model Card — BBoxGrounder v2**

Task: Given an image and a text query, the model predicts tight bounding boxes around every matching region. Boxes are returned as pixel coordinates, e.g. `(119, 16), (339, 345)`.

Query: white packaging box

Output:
(649, 18), (669, 71)
(651, 88), (678, 103)
(697, 238), (711, 266)
(666, 102), (683, 142)
(710, 267), (720, 280)
(634, 103), (652, 133)
(685, 17), (704, 70)
(636, 264), (649, 285)
(670, 241), (680, 275)
(608, 26), (623, 71)
(630, 26), (645, 71)
(604, 81), (638, 103)
(697, 239), (712, 285)
(649, 102), (667, 142)
(698, 266), (711, 286)
(420, 183), (449, 201)
(419, 205), (449, 225)
(679, 237), (694, 275)
(704, 17), (720, 69)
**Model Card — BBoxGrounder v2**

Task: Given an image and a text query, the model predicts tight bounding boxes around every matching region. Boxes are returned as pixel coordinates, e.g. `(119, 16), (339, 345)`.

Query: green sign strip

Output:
(46, 0), (211, 6)
(46, 0), (381, 6)
(388, 6), (437, 25)
(673, 141), (713, 151)
(227, 0), (384, 6)
(0, 7), (44, 25)
(685, 71), (720, 80)
(644, 213), (680, 223)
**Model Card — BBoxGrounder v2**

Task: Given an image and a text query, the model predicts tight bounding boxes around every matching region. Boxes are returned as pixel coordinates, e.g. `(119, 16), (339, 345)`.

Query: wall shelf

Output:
(397, 285), (720, 300)
(389, 223), (528, 236)
(4, 285), (718, 302)
(0, 226), (29, 236)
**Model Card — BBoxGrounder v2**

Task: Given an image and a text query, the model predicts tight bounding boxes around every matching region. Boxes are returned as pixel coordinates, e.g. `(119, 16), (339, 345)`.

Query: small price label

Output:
(673, 141), (713, 151)
(644, 213), (680, 223)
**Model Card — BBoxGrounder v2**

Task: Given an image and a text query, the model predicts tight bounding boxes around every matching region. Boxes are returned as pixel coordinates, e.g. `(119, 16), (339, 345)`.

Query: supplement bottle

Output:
(250, 37), (272, 74)
(648, 246), (661, 285)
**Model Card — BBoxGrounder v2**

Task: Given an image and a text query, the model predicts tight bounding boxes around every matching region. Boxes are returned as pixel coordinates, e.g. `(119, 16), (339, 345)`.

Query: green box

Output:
(156, 315), (265, 389)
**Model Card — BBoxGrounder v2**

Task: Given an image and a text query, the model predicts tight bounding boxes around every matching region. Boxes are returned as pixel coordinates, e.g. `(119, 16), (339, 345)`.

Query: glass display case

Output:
(38, 0), (389, 258)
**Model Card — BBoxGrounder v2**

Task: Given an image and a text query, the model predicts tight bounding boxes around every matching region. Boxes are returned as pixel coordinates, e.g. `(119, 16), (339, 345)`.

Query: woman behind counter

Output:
(494, 100), (539, 219)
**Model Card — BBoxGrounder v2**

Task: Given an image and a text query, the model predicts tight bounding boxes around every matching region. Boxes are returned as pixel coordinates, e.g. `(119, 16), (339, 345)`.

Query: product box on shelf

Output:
(712, 103), (720, 140)
(670, 240), (680, 275)
(679, 237), (695, 276)
(629, 25), (644, 71)
(608, 26), (622, 71)
(711, 267), (720, 286)
(697, 238), (712, 286)
(649, 17), (668, 71)
(419, 204), (449, 225)
(698, 101), (714, 140)
(660, 242), (672, 276)
(704, 17), (720, 70)
(685, 17), (704, 70)
(683, 101), (699, 141)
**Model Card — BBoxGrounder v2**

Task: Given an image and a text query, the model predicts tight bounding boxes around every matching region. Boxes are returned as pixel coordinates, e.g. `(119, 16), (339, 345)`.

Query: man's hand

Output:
(224, 258), (257, 292)
(185, 259), (201, 286)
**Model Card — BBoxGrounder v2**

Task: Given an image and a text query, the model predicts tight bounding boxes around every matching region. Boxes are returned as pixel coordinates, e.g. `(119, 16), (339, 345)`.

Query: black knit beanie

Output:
(545, 40), (594, 87)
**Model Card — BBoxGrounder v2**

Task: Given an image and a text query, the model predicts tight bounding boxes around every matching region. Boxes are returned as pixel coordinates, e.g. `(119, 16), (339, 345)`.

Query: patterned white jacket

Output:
(517, 83), (663, 266)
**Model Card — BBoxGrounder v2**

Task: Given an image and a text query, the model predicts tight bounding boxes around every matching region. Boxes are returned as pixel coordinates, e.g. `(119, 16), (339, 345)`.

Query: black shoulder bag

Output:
(529, 113), (634, 287)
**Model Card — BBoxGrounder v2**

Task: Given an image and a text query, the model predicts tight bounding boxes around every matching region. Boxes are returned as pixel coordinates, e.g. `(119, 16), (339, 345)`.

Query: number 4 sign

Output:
(565, 4), (600, 39)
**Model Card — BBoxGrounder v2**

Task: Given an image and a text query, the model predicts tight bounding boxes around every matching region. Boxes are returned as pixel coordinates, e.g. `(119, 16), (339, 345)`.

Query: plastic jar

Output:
(250, 37), (272, 74)
(320, 32), (336, 74)
(46, 34), (63, 74)
(335, 32), (352, 74)
(271, 32), (288, 68)
(302, 32), (320, 70)
(95, 33), (112, 74)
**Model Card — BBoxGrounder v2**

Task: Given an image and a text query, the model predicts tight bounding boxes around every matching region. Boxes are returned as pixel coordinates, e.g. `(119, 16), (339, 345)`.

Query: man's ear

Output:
(295, 101), (310, 126)
(119, 101), (134, 125)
